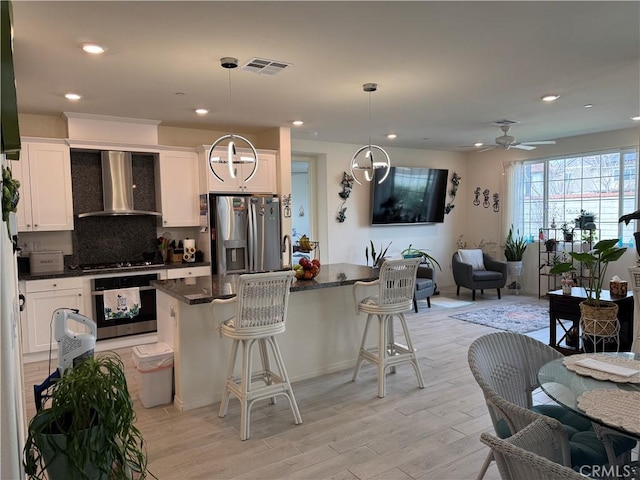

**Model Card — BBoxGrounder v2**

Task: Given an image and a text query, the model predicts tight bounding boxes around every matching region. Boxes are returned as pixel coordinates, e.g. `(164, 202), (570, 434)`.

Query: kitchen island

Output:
(153, 263), (379, 411)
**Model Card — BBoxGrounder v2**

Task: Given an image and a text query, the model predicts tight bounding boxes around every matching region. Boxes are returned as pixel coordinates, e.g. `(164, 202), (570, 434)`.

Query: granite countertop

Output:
(19, 261), (211, 281)
(152, 263), (379, 305)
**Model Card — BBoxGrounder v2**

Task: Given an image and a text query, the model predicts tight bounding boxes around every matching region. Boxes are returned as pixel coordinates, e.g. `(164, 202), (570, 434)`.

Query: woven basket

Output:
(579, 300), (619, 336)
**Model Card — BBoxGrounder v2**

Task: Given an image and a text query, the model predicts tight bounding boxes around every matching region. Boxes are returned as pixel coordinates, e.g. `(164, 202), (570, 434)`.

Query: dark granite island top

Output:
(152, 263), (379, 305)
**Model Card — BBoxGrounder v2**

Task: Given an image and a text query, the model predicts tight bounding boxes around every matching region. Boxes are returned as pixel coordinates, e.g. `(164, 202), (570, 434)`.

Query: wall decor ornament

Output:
(492, 192), (500, 212)
(483, 189), (490, 208)
(281, 193), (292, 218)
(444, 172), (461, 215)
(473, 187), (481, 206)
(336, 172), (354, 223)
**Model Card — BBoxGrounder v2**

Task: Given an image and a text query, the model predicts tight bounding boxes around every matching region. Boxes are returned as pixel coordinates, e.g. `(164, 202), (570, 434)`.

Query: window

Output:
(518, 148), (638, 245)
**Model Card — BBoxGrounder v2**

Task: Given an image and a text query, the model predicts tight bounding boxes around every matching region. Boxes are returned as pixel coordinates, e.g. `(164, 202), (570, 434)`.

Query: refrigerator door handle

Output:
(248, 200), (257, 272)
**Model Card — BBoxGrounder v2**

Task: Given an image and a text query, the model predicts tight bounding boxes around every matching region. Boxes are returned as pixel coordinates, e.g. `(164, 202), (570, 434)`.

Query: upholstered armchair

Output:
(452, 250), (507, 300)
(413, 265), (436, 312)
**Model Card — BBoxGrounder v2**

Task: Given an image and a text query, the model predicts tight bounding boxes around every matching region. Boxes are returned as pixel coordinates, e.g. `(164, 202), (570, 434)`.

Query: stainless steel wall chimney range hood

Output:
(78, 151), (161, 218)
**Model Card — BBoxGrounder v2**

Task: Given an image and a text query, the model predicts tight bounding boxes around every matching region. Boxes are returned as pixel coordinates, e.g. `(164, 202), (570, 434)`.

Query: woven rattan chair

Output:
(468, 332), (635, 479)
(628, 266), (640, 353)
(352, 257), (425, 398)
(214, 270), (302, 440)
(480, 418), (587, 480)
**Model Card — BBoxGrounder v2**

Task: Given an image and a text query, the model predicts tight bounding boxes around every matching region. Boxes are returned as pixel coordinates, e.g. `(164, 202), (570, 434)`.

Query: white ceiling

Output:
(10, 1), (640, 151)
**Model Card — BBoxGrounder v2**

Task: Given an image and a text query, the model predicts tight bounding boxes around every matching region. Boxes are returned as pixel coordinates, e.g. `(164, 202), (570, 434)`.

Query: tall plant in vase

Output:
(550, 239), (627, 351)
(504, 225), (527, 278)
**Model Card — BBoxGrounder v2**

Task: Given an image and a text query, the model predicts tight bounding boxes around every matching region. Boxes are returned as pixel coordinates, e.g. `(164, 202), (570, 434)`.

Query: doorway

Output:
(291, 157), (315, 244)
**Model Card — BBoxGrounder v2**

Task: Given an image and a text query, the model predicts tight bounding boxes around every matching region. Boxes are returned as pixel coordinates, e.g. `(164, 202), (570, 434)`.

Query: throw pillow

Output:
(458, 249), (485, 270)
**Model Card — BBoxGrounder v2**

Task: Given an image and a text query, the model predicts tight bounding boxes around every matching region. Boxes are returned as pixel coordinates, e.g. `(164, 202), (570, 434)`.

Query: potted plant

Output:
(544, 238), (558, 252)
(401, 244), (442, 271)
(561, 222), (574, 242)
(24, 353), (149, 480)
(575, 209), (596, 229)
(549, 239), (627, 349)
(619, 209), (640, 258)
(504, 225), (527, 277)
(365, 240), (391, 267)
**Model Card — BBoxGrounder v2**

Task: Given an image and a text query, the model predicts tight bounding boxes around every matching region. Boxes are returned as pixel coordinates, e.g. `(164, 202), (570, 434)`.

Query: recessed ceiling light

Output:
(195, 108), (208, 115)
(584, 104), (593, 108)
(81, 43), (105, 54)
(387, 134), (397, 139)
(64, 93), (82, 101)
(541, 94), (560, 102)
(632, 116), (640, 121)
(292, 120), (304, 126)
(474, 142), (484, 147)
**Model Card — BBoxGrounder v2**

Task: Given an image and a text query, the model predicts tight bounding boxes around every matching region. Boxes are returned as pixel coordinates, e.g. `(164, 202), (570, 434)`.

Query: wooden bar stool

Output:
(352, 257), (425, 397)
(213, 270), (302, 440)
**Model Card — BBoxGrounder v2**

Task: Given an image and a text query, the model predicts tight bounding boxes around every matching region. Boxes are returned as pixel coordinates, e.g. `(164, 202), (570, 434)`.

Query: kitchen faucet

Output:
(282, 234), (293, 269)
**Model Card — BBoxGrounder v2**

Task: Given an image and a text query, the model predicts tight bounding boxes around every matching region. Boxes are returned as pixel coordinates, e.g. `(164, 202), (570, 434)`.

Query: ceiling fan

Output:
(478, 122), (557, 152)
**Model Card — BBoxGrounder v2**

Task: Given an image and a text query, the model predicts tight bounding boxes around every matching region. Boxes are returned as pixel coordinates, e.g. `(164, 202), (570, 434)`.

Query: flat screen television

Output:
(371, 166), (449, 225)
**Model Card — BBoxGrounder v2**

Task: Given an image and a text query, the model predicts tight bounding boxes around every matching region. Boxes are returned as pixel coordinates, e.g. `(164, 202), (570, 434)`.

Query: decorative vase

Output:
(507, 260), (523, 277)
(561, 284), (572, 295)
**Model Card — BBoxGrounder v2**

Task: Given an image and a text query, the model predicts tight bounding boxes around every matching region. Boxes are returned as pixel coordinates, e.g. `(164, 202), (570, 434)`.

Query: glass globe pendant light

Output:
(208, 57), (258, 183)
(350, 83), (391, 185)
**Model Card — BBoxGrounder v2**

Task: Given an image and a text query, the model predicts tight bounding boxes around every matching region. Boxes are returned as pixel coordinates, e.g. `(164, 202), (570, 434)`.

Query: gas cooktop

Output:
(79, 261), (164, 273)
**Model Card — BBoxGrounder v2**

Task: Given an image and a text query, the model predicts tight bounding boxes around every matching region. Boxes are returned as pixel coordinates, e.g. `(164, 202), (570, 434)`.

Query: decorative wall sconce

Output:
(336, 171), (354, 223)
(483, 189), (491, 208)
(493, 192), (500, 212)
(473, 187), (481, 206)
(444, 172), (461, 215)
(281, 194), (292, 218)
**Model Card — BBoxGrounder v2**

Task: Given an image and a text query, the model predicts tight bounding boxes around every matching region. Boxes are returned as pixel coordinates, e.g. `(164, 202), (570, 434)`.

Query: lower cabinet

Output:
(21, 278), (86, 354)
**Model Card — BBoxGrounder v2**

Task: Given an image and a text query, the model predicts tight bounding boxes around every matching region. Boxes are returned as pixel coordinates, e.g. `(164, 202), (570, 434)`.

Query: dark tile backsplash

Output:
(70, 150), (159, 265)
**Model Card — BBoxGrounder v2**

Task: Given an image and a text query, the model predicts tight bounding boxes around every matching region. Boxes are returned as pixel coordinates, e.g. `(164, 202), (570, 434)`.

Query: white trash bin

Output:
(132, 343), (174, 408)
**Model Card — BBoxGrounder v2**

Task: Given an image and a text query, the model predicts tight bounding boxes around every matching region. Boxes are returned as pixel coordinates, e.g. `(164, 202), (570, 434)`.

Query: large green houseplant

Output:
(24, 353), (150, 480)
(549, 239), (627, 306)
(504, 225), (527, 262)
(549, 239), (627, 348)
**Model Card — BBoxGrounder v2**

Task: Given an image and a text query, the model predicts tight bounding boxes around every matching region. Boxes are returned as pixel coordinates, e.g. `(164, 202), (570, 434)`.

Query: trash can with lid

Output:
(132, 343), (174, 408)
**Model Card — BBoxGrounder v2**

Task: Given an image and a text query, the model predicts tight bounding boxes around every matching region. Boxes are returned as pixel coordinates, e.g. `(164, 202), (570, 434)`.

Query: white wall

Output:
(292, 138), (468, 287)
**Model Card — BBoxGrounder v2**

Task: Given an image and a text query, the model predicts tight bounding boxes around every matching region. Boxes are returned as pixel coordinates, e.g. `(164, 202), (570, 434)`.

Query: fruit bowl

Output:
(293, 258), (321, 280)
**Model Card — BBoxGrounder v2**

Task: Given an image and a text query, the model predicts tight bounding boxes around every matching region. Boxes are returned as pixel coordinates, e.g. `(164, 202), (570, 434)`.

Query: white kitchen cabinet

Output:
(166, 265), (210, 279)
(22, 277), (85, 354)
(156, 149), (200, 227)
(198, 146), (277, 194)
(12, 139), (74, 232)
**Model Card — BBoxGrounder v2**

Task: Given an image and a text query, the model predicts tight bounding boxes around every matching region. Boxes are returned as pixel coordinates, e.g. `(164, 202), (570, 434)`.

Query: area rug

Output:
(430, 297), (476, 309)
(449, 303), (549, 334)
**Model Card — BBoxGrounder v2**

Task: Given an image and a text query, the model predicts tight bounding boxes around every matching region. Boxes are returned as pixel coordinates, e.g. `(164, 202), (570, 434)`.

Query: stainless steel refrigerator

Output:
(209, 194), (282, 274)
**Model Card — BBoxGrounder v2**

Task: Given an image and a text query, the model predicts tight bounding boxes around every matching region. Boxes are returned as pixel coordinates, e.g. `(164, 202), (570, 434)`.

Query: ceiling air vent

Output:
(241, 58), (292, 76)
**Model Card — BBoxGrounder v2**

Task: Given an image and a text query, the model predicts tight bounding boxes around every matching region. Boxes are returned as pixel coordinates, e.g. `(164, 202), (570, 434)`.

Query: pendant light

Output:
(350, 83), (391, 185)
(208, 57), (258, 183)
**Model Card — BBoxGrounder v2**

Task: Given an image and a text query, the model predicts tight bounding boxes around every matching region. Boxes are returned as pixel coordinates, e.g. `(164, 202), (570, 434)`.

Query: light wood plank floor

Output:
(22, 287), (558, 480)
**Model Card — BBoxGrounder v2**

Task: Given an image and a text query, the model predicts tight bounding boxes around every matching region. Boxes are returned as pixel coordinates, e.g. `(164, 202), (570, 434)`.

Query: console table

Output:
(547, 288), (634, 355)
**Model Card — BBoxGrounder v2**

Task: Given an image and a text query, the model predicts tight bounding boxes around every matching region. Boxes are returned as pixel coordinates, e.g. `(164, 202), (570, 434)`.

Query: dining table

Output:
(538, 352), (640, 440)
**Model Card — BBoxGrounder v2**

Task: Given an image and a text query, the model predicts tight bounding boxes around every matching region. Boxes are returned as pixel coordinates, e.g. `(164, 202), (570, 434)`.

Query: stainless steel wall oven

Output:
(92, 273), (158, 340)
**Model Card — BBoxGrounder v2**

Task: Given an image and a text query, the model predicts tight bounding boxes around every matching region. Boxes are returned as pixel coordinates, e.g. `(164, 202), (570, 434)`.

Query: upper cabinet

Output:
(156, 150), (200, 227)
(198, 146), (277, 194)
(12, 139), (74, 232)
